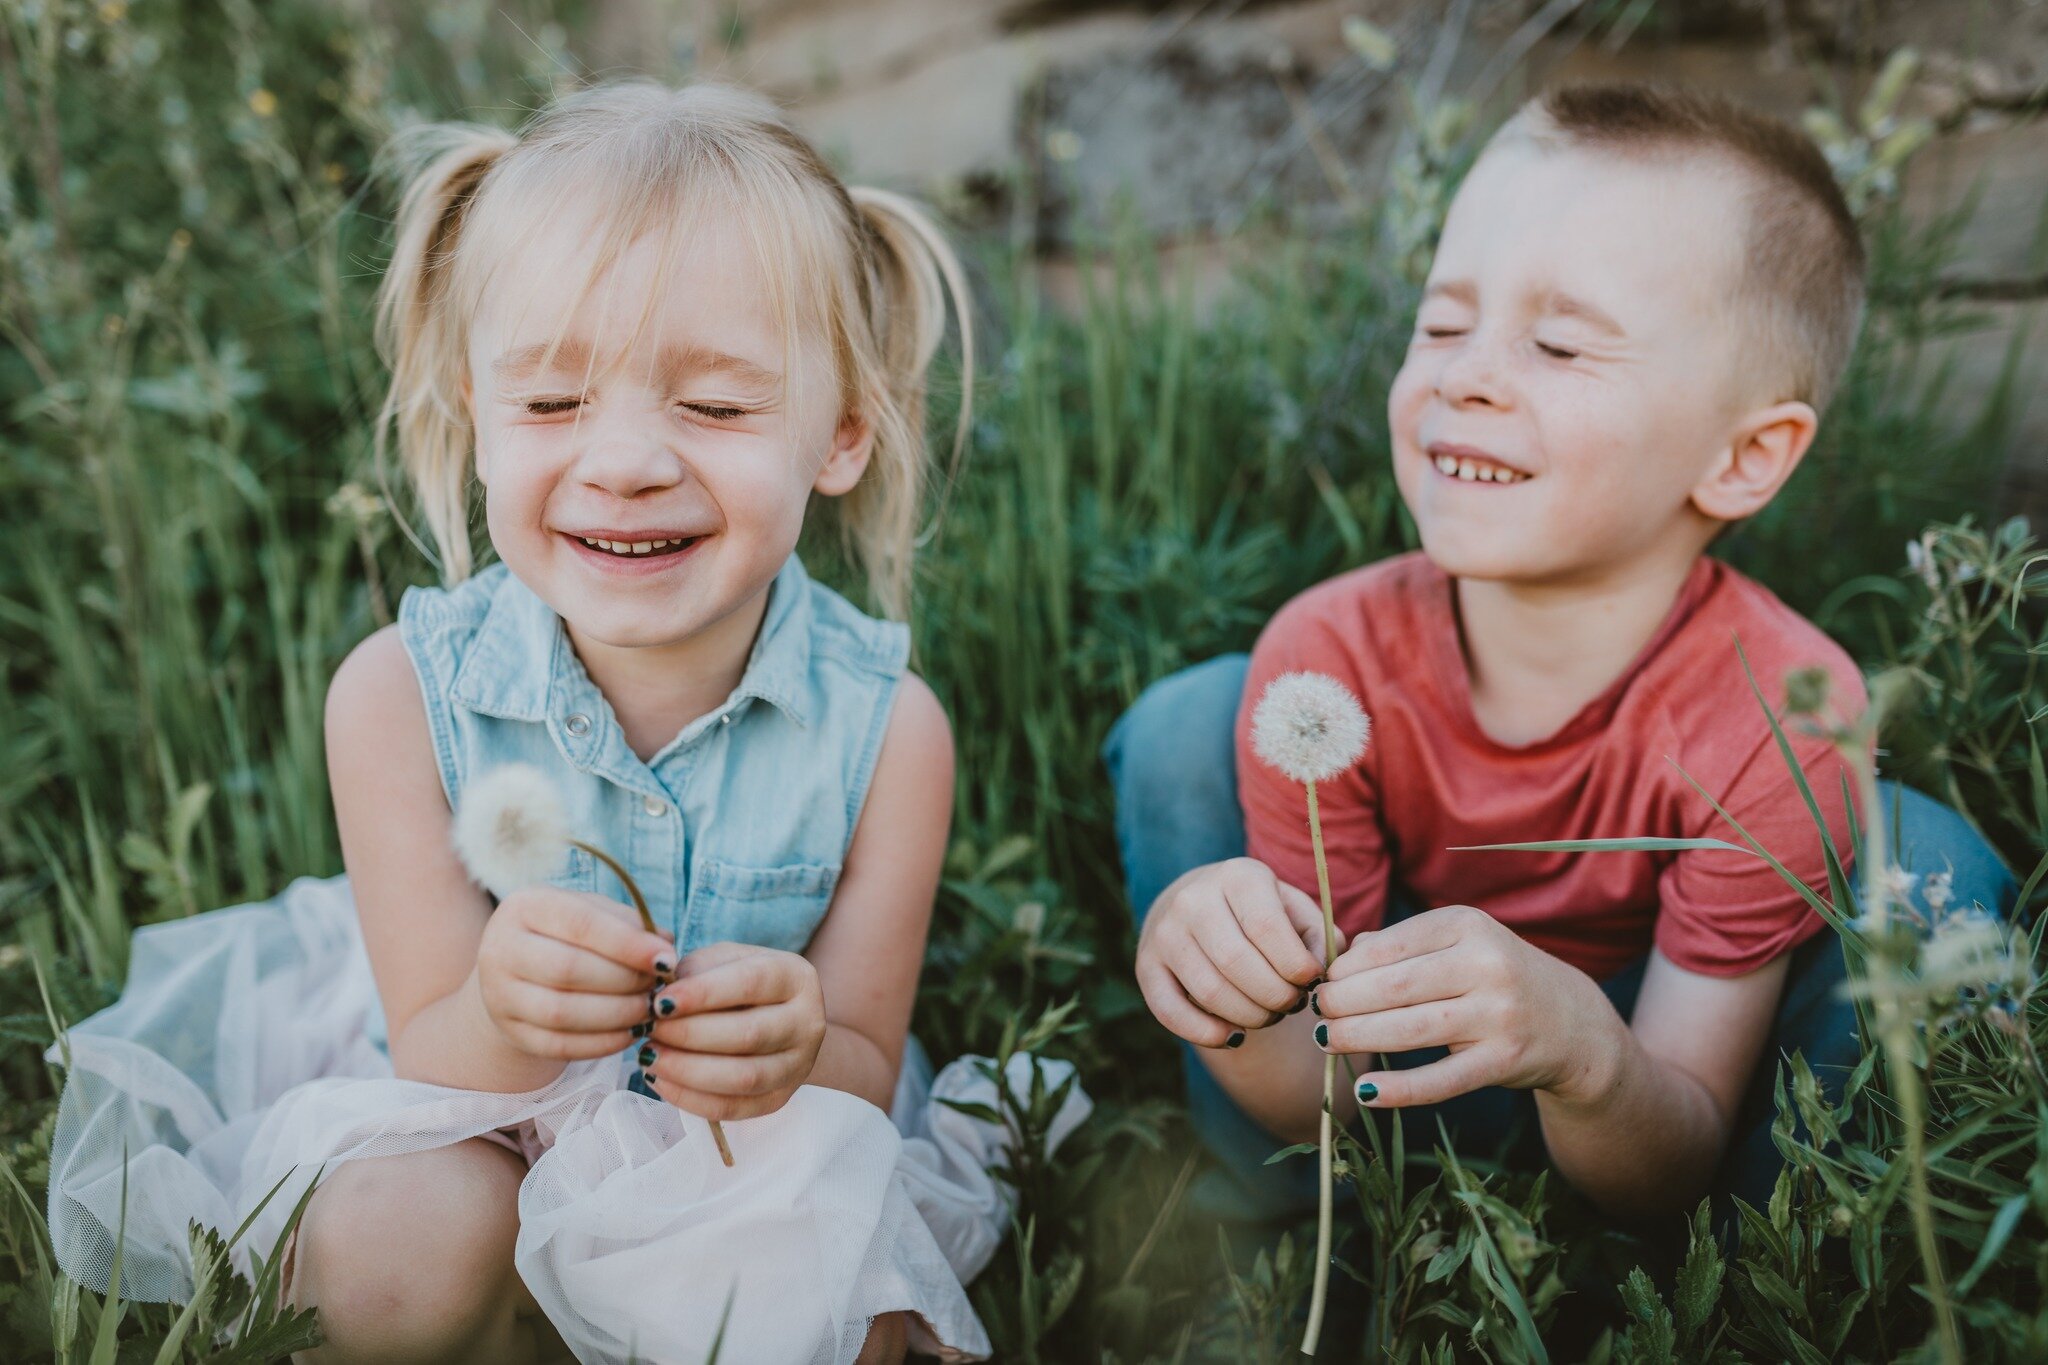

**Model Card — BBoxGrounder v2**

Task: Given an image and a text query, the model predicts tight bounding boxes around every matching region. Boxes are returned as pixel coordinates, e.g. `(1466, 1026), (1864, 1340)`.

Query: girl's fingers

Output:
(642, 1043), (801, 1097)
(528, 893), (676, 976)
(1314, 946), (1461, 1021)
(1187, 904), (1299, 1014)
(1351, 1045), (1502, 1109)
(640, 1070), (783, 1123)
(647, 1001), (803, 1056)
(1169, 935), (1281, 1029)
(1136, 955), (1235, 1049)
(1224, 873), (1326, 990)
(501, 1017), (639, 1062)
(656, 951), (797, 1016)
(1315, 997), (1470, 1056)
(508, 929), (655, 995)
(500, 979), (653, 1035)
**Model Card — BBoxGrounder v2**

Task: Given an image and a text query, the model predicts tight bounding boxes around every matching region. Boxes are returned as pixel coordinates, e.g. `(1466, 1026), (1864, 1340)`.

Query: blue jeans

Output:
(1103, 654), (2018, 1224)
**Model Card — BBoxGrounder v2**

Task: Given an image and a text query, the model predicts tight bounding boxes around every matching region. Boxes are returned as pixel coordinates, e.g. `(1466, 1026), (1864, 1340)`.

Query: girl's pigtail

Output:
(371, 124), (518, 584)
(845, 187), (974, 620)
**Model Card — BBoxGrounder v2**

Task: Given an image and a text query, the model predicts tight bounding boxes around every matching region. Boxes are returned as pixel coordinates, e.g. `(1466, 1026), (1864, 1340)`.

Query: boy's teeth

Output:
(1431, 453), (1528, 484)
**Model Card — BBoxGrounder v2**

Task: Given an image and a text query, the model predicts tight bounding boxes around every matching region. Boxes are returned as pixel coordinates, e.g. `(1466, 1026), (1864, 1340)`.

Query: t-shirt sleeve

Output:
(1652, 720), (1857, 977)
(1234, 600), (1390, 938)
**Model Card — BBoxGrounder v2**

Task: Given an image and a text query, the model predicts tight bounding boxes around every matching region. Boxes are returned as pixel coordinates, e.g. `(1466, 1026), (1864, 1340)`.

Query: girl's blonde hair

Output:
(370, 79), (972, 619)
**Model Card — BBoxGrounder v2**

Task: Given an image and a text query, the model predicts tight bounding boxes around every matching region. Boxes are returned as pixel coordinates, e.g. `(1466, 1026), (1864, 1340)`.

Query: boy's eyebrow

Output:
(1536, 289), (1626, 337)
(491, 339), (781, 389)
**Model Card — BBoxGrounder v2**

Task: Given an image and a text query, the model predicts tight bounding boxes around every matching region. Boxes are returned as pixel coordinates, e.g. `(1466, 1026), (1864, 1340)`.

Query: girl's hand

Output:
(1313, 904), (1623, 1108)
(475, 887), (675, 1062)
(1135, 858), (1336, 1048)
(641, 942), (827, 1121)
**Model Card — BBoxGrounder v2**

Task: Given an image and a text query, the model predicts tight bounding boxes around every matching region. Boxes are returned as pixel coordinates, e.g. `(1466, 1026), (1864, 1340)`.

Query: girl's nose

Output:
(572, 422), (686, 500)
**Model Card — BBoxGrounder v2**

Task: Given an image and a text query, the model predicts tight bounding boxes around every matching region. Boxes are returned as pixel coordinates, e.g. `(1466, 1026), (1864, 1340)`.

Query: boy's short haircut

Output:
(1505, 83), (1867, 414)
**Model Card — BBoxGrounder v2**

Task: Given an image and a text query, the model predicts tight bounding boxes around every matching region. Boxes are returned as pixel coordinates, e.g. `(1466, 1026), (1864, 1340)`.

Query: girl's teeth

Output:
(1457, 460), (1477, 480)
(579, 536), (686, 557)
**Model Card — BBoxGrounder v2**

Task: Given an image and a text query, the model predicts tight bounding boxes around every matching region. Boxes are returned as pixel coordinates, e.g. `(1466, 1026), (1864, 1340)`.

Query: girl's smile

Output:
(561, 529), (712, 576)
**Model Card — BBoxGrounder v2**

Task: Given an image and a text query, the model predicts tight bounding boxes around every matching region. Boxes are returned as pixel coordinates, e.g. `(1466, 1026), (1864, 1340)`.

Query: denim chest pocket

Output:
(551, 846), (602, 894)
(685, 859), (840, 954)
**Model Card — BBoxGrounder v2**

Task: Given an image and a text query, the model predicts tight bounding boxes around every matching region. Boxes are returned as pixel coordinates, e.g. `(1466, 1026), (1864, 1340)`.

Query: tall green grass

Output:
(1, 1), (2039, 1360)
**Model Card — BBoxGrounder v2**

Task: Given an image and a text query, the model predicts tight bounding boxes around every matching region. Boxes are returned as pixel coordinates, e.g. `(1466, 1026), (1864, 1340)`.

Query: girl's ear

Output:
(1690, 399), (1818, 522)
(813, 408), (875, 497)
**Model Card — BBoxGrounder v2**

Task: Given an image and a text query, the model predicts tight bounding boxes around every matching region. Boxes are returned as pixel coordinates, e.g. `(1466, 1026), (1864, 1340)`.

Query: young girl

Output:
(43, 79), (1086, 1365)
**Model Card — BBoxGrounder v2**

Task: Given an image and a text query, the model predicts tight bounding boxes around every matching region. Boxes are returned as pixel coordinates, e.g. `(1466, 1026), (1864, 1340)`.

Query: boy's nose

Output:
(1434, 338), (1508, 409)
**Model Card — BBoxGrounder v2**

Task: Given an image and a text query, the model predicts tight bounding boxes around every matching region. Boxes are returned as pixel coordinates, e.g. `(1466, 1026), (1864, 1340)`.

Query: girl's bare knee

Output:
(854, 1310), (910, 1365)
(288, 1139), (529, 1364)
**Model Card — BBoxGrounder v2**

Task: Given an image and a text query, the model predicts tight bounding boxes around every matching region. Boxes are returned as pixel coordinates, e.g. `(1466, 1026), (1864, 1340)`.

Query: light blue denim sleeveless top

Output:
(366, 553), (908, 1061)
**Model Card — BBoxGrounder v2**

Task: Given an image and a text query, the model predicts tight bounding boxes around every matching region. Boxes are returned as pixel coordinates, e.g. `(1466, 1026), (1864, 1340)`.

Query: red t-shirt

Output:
(1234, 552), (1865, 981)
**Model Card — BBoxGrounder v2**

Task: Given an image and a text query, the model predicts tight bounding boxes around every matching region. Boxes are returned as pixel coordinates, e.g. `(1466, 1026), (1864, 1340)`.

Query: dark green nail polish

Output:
(1309, 990), (1322, 1017)
(655, 995), (676, 1017)
(637, 1044), (656, 1068)
(1314, 1023), (1329, 1048)
(631, 1021), (651, 1039)
(1356, 1081), (1378, 1103)
(653, 957), (675, 977)
(1286, 993), (1308, 1016)
(1225, 1031), (1245, 1049)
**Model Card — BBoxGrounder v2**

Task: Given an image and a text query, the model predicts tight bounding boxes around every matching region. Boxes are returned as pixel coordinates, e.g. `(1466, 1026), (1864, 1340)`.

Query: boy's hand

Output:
(1313, 904), (1622, 1107)
(642, 943), (827, 1121)
(475, 887), (675, 1061)
(1135, 858), (1341, 1048)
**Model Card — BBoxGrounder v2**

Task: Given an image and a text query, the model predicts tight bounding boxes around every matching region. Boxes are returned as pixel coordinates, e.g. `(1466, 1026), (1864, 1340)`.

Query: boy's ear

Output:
(813, 408), (875, 497)
(1690, 400), (1819, 523)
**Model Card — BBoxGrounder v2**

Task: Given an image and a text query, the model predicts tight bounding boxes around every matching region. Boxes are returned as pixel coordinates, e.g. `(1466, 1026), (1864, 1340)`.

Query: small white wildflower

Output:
(452, 763), (570, 897)
(1918, 910), (2018, 996)
(1875, 863), (1919, 909)
(1251, 672), (1371, 785)
(1922, 869), (1954, 915)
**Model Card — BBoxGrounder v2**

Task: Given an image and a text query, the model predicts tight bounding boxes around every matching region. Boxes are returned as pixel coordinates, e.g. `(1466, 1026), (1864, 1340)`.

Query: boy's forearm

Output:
(386, 969), (569, 1094)
(1533, 1014), (1728, 1218)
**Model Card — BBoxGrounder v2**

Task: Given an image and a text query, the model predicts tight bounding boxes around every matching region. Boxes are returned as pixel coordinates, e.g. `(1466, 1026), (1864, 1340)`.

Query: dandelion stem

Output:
(1848, 757), (1957, 1364)
(570, 839), (736, 1169)
(1302, 778), (1337, 1359)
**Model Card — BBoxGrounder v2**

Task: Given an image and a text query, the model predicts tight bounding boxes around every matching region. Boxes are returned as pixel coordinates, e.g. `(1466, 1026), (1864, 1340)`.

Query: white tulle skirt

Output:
(42, 875), (1091, 1364)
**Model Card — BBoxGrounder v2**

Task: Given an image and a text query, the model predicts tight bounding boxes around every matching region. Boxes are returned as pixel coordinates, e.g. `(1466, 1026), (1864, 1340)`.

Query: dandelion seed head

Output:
(1250, 672), (1371, 785)
(452, 763), (570, 897)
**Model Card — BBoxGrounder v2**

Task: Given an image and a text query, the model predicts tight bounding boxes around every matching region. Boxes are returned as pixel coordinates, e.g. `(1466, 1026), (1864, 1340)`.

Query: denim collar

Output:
(447, 554), (816, 735)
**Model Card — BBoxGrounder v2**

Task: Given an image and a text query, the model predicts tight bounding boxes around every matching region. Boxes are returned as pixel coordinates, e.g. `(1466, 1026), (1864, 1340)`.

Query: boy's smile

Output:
(1388, 133), (1760, 589)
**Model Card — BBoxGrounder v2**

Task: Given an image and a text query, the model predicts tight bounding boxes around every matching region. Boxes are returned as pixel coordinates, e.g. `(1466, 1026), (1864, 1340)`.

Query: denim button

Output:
(642, 795), (667, 817)
(565, 713), (591, 737)
(720, 713), (732, 725)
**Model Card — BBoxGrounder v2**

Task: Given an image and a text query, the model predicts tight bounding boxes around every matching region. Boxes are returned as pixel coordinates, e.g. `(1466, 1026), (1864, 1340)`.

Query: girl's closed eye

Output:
(1534, 338), (1580, 360)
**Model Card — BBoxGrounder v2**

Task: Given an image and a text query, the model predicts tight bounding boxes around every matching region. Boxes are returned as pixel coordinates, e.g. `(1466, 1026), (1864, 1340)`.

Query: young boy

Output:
(1106, 83), (2016, 1222)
